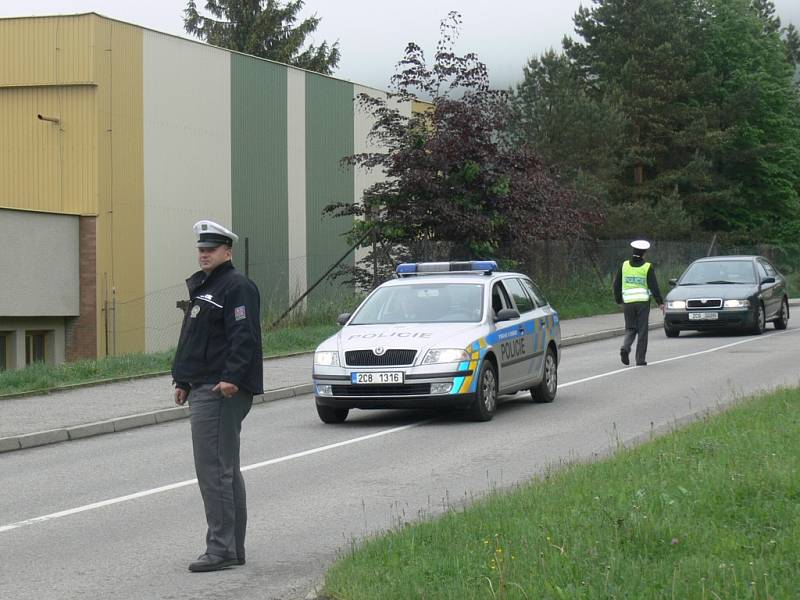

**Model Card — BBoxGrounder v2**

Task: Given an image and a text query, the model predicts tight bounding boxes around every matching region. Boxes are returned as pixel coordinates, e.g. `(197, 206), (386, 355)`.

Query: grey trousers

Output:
(188, 384), (253, 560)
(621, 301), (651, 365)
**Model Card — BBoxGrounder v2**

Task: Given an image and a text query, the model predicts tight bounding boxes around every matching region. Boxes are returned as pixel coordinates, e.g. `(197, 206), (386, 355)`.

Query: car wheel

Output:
(469, 360), (497, 422)
(664, 322), (680, 338)
(774, 298), (789, 330)
(316, 402), (349, 424)
(531, 347), (558, 403)
(750, 302), (766, 335)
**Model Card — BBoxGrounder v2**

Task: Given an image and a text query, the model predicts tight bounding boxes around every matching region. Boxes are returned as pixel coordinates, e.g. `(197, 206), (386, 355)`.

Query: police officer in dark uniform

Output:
(172, 220), (263, 572)
(613, 240), (665, 366)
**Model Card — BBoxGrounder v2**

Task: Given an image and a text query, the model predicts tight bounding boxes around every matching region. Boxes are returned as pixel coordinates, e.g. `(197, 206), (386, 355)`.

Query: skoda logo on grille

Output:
(373, 346), (387, 356)
(702, 298), (709, 304)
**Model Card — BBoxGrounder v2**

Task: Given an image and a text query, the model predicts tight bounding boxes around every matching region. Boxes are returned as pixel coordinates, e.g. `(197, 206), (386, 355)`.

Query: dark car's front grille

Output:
(345, 349), (417, 366)
(332, 383), (431, 396)
(687, 298), (723, 309)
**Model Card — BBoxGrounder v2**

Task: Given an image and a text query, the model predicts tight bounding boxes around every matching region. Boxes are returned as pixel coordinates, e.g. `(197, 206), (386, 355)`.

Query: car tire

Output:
(750, 302), (766, 335)
(530, 347), (558, 403)
(469, 360), (498, 422)
(316, 402), (349, 424)
(664, 322), (680, 338)
(774, 298), (789, 330)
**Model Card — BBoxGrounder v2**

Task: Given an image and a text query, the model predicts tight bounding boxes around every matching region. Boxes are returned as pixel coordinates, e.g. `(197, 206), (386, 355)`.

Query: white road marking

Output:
(561, 328), (796, 388)
(0, 420), (430, 534)
(2, 328), (796, 534)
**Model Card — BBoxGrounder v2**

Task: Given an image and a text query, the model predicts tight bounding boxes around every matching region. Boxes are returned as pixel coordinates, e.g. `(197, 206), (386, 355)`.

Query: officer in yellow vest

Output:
(613, 240), (664, 366)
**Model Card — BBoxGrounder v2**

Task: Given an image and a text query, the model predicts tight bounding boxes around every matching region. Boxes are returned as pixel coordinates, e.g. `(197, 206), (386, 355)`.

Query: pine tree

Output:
(184, 0), (340, 75)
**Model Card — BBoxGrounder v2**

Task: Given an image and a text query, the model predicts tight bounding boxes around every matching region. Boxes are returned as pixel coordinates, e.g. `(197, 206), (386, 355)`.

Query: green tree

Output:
(560, 0), (800, 243)
(184, 0), (340, 74)
(700, 0), (800, 241)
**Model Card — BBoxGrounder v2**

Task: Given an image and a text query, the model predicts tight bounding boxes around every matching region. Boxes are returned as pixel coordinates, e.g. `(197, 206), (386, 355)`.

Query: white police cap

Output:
(193, 220), (239, 248)
(631, 239), (651, 251)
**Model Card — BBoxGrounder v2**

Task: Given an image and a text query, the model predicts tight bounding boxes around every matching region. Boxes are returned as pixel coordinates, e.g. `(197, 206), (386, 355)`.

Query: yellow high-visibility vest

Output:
(622, 261), (651, 303)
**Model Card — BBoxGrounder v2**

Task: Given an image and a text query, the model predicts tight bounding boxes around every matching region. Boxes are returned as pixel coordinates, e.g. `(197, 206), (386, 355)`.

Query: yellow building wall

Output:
(0, 15), (95, 86)
(0, 14), (99, 216)
(92, 17), (145, 356)
(1, 14), (146, 356)
(0, 85), (97, 214)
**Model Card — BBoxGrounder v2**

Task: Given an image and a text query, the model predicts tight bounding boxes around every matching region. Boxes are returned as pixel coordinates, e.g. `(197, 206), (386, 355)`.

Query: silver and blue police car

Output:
(312, 261), (561, 423)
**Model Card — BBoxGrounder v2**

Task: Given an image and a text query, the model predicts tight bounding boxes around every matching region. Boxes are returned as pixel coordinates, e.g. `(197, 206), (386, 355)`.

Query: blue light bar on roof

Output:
(395, 261), (498, 275)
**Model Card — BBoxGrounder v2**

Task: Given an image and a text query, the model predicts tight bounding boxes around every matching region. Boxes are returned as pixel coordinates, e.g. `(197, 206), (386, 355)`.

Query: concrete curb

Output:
(0, 351), (314, 402)
(0, 384), (313, 454)
(2, 302), (796, 454)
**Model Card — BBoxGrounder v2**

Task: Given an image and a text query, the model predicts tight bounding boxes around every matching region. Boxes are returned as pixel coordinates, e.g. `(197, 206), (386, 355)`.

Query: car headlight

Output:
(723, 299), (750, 308)
(314, 351), (340, 367)
(421, 348), (470, 365)
(667, 300), (686, 310)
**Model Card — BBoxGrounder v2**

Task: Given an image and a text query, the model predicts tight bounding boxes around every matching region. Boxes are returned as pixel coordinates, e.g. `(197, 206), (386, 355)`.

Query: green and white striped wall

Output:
(141, 28), (411, 352)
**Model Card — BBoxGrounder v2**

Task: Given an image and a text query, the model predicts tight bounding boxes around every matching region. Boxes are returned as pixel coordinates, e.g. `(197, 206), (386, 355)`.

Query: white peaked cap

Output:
(631, 240), (651, 251)
(193, 220), (239, 247)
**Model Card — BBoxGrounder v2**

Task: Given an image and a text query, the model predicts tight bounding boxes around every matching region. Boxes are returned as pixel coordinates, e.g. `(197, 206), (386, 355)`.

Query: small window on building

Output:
(0, 333), (7, 371)
(26, 331), (47, 365)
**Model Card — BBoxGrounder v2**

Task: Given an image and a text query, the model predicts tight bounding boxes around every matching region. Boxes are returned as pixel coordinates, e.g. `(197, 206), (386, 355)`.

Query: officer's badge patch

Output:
(234, 305), (246, 321)
(190, 305), (200, 319)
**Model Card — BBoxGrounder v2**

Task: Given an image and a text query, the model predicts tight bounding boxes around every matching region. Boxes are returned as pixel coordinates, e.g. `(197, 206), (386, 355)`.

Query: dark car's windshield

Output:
(350, 283), (484, 324)
(679, 261), (756, 285)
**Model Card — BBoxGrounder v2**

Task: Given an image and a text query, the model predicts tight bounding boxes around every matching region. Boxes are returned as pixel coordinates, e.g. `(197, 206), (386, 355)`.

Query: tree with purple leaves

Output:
(326, 13), (595, 291)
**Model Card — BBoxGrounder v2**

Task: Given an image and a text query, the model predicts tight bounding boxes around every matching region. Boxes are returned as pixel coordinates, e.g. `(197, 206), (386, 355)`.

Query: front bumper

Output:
(312, 365), (476, 410)
(664, 307), (753, 329)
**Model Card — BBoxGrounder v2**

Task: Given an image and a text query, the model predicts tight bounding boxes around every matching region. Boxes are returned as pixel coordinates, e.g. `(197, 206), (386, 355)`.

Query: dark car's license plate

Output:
(689, 312), (718, 320)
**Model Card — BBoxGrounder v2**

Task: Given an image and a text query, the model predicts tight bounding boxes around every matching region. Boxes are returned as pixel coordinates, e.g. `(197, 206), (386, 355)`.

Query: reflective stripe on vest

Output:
(622, 260), (651, 303)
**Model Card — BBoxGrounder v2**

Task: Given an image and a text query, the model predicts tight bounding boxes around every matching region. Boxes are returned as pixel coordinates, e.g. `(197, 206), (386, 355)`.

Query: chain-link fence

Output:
(104, 239), (798, 356)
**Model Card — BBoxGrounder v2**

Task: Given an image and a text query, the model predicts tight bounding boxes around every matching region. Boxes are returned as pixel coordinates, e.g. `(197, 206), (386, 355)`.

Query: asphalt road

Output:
(1, 325), (798, 600)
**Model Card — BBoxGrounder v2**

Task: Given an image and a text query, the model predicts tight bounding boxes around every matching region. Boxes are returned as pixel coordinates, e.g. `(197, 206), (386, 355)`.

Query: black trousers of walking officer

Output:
(189, 384), (253, 561)
(622, 301), (650, 366)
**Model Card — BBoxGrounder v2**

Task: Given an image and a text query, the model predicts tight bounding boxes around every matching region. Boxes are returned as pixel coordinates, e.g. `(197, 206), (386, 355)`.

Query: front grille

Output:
(687, 298), (723, 309)
(332, 383), (431, 396)
(345, 349), (417, 366)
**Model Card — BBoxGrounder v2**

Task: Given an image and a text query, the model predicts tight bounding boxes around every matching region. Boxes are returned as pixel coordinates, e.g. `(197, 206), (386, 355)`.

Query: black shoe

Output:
(188, 554), (238, 572)
(636, 362), (647, 366)
(620, 349), (630, 365)
(237, 557), (246, 566)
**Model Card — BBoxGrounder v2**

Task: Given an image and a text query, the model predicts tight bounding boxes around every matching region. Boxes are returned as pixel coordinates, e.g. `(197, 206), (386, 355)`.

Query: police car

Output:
(312, 261), (561, 423)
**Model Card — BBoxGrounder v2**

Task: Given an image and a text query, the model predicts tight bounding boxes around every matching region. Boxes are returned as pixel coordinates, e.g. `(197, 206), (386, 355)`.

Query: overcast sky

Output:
(3, 1), (799, 91)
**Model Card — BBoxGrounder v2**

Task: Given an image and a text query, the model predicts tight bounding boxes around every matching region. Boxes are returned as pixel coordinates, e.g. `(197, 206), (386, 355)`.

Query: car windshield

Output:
(679, 261), (756, 285)
(350, 283), (484, 324)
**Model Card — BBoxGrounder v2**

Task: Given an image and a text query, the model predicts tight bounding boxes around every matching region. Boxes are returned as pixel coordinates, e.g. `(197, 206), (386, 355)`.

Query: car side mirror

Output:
(760, 276), (776, 285)
(495, 308), (520, 322)
(336, 313), (351, 326)
(668, 278), (677, 287)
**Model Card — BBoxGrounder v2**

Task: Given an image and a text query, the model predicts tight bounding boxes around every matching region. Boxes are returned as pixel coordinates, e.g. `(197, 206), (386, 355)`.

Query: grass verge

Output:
(323, 387), (800, 599)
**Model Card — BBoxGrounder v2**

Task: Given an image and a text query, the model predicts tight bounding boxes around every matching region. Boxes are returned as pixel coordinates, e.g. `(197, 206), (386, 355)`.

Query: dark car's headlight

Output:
(667, 300), (686, 310)
(723, 299), (750, 308)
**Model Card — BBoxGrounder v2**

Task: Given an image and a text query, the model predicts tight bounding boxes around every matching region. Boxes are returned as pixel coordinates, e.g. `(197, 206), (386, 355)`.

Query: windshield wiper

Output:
(704, 280), (740, 284)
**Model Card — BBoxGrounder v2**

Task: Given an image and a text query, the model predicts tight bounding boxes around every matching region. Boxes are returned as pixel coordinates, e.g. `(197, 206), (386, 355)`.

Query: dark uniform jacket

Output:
(172, 261), (264, 395)
(613, 255), (664, 305)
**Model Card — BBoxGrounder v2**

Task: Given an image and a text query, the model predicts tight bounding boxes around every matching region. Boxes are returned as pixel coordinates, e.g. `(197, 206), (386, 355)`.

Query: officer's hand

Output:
(213, 381), (239, 398)
(174, 388), (188, 406)
(659, 303), (666, 313)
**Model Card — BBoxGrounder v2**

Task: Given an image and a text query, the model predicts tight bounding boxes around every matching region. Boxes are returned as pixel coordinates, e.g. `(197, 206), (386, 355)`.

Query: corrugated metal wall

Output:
(0, 15), (94, 86)
(142, 30), (232, 352)
(0, 15), (98, 216)
(93, 17), (144, 356)
(231, 55), (289, 314)
(305, 73), (355, 304)
(0, 85), (96, 214)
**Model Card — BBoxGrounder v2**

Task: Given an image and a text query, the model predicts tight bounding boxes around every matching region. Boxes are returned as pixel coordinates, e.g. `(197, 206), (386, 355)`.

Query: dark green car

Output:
(663, 256), (790, 336)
